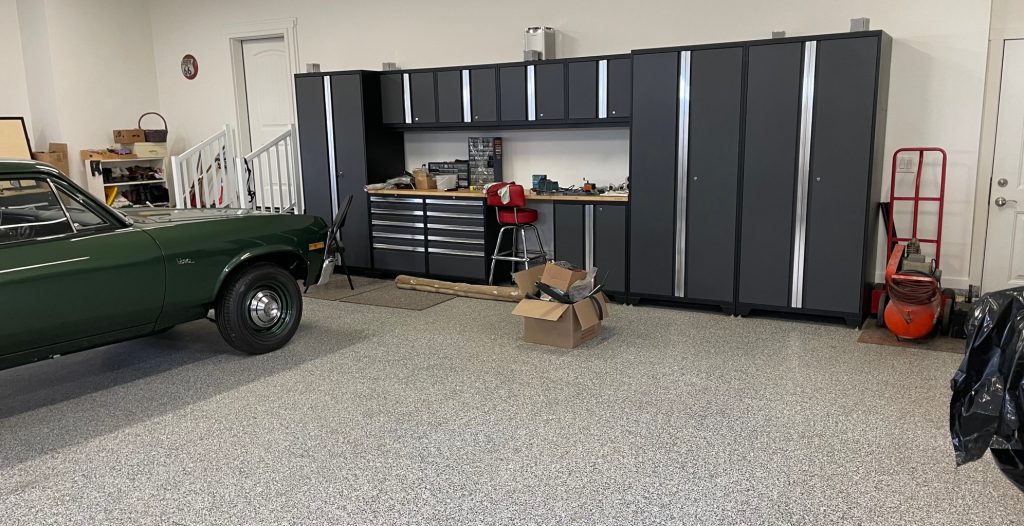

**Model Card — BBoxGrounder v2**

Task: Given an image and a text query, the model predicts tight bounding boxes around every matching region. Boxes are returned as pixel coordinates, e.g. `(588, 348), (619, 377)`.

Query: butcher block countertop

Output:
(366, 188), (629, 202)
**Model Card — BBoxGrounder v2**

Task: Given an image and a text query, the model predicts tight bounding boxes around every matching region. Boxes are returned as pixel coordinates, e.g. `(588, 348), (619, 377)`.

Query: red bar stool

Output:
(486, 183), (547, 284)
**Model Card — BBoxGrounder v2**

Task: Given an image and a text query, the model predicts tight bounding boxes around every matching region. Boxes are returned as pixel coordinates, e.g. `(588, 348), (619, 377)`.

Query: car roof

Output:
(0, 159), (62, 177)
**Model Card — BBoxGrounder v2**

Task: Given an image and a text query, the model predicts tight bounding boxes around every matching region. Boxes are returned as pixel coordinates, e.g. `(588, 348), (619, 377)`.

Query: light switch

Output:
(896, 155), (916, 173)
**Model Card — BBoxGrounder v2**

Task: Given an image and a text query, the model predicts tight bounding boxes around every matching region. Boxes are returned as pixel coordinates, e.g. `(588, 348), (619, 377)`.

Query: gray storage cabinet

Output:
(554, 202), (627, 296)
(408, 72), (436, 124)
(470, 68), (498, 122)
(631, 31), (889, 324)
(435, 70), (464, 123)
(737, 33), (890, 325)
(294, 70), (405, 270)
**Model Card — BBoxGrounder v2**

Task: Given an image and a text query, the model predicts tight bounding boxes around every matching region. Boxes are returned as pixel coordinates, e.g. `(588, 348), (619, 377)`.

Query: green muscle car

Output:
(0, 160), (338, 370)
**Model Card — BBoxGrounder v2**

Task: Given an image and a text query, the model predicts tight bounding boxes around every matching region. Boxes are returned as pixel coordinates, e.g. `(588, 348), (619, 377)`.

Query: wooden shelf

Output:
(103, 180), (165, 188)
(366, 188), (629, 202)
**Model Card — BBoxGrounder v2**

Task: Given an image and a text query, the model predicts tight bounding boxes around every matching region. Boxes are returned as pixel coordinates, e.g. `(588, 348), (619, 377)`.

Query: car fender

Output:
(214, 245), (310, 298)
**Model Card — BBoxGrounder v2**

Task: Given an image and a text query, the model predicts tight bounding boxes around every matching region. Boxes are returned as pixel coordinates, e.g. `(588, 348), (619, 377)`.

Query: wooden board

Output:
(0, 118), (31, 160)
(367, 188), (628, 202)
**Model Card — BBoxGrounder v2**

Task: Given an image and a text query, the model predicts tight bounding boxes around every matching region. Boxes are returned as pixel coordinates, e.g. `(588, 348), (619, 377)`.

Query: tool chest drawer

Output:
(428, 252), (487, 281)
(426, 232), (485, 245)
(373, 243), (426, 274)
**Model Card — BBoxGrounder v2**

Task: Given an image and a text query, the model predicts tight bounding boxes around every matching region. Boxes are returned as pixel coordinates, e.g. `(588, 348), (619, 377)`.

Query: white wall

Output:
(0, 0), (33, 141)
(12, 0), (161, 195)
(146, 0), (993, 288)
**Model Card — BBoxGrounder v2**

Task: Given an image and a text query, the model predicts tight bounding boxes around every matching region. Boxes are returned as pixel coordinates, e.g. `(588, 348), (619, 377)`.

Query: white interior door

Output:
(982, 39), (1024, 293)
(241, 36), (292, 209)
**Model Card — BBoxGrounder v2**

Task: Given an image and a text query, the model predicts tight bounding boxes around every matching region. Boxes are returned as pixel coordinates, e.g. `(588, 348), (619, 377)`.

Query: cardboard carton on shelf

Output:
(412, 167), (436, 190)
(113, 128), (145, 144)
(31, 143), (70, 175)
(128, 142), (168, 158)
(79, 149), (138, 161)
(510, 263), (611, 349)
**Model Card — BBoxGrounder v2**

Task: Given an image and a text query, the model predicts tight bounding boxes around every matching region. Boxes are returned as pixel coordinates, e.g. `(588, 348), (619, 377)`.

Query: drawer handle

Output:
(372, 220), (425, 228)
(370, 196), (423, 203)
(429, 248), (485, 257)
(371, 208), (424, 216)
(373, 232), (425, 240)
(427, 224), (484, 232)
(374, 243), (425, 252)
(428, 236), (484, 244)
(424, 199), (483, 206)
(426, 211), (481, 218)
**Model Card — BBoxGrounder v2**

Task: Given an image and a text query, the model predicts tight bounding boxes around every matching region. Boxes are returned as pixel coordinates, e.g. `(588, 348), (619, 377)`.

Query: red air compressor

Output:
(876, 147), (955, 339)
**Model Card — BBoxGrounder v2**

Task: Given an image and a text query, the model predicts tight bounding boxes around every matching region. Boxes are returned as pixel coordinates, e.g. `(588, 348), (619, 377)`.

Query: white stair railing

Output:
(237, 124), (303, 214)
(170, 125), (239, 209)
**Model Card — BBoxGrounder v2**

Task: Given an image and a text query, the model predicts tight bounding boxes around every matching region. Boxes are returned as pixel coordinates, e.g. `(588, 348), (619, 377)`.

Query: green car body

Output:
(0, 160), (331, 370)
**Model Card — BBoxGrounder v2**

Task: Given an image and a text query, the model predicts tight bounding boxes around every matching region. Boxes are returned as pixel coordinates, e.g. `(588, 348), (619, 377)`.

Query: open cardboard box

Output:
(511, 263), (610, 349)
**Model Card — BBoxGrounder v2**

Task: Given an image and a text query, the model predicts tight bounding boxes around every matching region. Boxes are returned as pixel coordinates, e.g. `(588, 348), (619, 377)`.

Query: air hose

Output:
(888, 270), (941, 305)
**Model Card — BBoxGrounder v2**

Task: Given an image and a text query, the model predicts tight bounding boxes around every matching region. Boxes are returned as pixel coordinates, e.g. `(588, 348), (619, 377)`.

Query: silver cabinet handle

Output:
(426, 211), (481, 218)
(373, 232), (425, 240)
(424, 199), (483, 206)
(428, 235), (484, 244)
(428, 248), (485, 257)
(372, 220), (425, 228)
(374, 243), (425, 252)
(370, 196), (423, 204)
(427, 224), (484, 232)
(371, 208), (424, 216)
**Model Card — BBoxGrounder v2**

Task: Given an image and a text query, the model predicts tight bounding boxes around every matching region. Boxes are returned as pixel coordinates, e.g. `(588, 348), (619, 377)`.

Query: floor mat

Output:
(857, 324), (965, 354)
(337, 285), (455, 311)
(304, 275), (390, 300)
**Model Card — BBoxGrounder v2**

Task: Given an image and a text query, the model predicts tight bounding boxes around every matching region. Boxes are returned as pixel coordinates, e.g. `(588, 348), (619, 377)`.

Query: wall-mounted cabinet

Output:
(380, 55), (631, 129)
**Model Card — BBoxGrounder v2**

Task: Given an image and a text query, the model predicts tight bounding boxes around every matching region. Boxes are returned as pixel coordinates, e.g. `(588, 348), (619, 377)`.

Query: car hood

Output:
(122, 208), (260, 224)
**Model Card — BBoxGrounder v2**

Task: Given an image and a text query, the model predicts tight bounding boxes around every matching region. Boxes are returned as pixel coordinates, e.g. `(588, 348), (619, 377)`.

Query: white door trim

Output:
(226, 18), (300, 156)
(972, 29), (1024, 289)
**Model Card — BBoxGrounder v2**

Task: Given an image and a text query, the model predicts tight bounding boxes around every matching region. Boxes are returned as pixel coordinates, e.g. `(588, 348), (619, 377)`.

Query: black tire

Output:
(877, 292), (888, 328)
(216, 263), (303, 354)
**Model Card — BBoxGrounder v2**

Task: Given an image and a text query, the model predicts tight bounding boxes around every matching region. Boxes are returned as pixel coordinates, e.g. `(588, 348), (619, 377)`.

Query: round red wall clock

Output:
(181, 54), (199, 80)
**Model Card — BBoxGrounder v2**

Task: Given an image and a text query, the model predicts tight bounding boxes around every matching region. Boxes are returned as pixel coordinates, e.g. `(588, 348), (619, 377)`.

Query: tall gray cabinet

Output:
(629, 32), (890, 325)
(295, 70), (405, 270)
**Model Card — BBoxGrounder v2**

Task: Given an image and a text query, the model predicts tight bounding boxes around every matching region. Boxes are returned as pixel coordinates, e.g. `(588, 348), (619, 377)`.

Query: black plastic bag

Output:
(950, 286), (1024, 490)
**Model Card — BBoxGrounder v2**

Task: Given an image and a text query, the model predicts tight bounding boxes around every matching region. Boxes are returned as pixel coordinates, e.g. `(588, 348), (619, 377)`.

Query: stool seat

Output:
(497, 207), (538, 225)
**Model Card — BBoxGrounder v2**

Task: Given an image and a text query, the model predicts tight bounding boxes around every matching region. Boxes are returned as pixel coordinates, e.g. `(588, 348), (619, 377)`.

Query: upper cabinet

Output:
(380, 55), (631, 128)
(408, 72), (436, 124)
(380, 73), (405, 125)
(469, 67), (498, 123)
(435, 70), (464, 123)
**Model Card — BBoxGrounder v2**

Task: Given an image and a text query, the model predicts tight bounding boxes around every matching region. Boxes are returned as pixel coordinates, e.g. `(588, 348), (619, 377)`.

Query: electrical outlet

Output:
(896, 155), (917, 173)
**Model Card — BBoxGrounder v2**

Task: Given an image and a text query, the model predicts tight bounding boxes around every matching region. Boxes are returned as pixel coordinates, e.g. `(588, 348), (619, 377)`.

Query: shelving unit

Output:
(84, 156), (169, 208)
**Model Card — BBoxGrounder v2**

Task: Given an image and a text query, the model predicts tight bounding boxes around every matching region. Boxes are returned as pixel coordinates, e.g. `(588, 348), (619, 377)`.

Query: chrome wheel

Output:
(248, 289), (283, 328)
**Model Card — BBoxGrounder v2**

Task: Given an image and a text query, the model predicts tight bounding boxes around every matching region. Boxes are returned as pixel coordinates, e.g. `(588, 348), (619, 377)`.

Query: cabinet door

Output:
(294, 75), (332, 224)
(738, 42), (803, 307)
(499, 65), (527, 122)
(802, 37), (880, 314)
(470, 68), (498, 122)
(380, 73), (405, 124)
(594, 204), (627, 293)
(554, 203), (585, 265)
(628, 52), (678, 297)
(331, 73), (371, 268)
(535, 63), (565, 120)
(684, 47), (744, 304)
(607, 58), (632, 118)
(436, 70), (464, 123)
(567, 61), (598, 120)
(409, 72), (436, 124)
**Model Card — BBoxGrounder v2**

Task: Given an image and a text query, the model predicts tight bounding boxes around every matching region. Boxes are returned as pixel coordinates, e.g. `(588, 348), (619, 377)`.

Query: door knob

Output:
(997, 178), (1008, 187)
(995, 196), (1018, 207)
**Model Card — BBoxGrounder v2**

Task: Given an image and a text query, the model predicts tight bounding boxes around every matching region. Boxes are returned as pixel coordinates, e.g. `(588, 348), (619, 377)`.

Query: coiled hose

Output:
(888, 270), (941, 305)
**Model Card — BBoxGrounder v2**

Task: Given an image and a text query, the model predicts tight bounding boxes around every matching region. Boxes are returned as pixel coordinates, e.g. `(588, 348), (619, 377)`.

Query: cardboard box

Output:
(412, 167), (436, 190)
(32, 143), (70, 175)
(129, 142), (168, 158)
(541, 264), (588, 292)
(512, 293), (609, 348)
(113, 128), (145, 144)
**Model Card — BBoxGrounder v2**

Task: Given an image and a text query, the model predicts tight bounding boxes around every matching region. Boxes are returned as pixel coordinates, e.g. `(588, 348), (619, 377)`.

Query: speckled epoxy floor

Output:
(1, 297), (1021, 525)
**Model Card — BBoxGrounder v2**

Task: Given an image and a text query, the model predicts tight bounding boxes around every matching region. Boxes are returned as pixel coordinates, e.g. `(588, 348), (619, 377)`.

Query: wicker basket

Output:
(138, 112), (168, 142)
